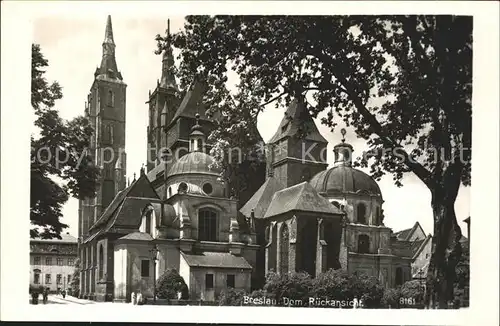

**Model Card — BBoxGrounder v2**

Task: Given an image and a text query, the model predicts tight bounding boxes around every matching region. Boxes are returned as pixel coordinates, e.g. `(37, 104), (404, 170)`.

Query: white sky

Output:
(33, 15), (470, 239)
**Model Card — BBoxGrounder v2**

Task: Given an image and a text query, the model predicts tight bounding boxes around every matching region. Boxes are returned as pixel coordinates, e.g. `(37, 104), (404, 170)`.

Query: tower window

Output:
(168, 187), (173, 197)
(358, 234), (370, 254)
(199, 208), (218, 241)
(357, 203), (367, 224)
(98, 245), (104, 279)
(279, 223), (289, 274)
(107, 90), (114, 107)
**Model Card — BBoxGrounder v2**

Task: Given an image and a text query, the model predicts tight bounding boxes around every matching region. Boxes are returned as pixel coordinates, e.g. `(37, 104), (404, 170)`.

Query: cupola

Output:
(189, 113), (205, 152)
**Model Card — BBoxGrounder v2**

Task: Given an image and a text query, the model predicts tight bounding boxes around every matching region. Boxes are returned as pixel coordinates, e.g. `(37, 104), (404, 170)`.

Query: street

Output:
(30, 294), (97, 305)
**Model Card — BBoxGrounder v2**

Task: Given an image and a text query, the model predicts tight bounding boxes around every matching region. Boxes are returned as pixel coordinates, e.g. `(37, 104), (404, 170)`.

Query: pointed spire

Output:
(97, 15), (122, 80)
(140, 164), (145, 176)
(133, 172), (137, 181)
(160, 19), (178, 91)
(103, 15), (114, 45)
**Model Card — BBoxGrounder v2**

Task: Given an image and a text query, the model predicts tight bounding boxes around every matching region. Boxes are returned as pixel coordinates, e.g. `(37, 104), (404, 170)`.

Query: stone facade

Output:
(30, 233), (78, 293)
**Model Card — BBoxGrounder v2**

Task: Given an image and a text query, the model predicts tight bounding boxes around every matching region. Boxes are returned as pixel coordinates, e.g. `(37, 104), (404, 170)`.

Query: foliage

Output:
(164, 15), (472, 307)
(312, 269), (384, 308)
(30, 44), (99, 239)
(400, 280), (425, 307)
(453, 243), (469, 307)
(382, 287), (401, 308)
(69, 258), (81, 297)
(155, 269), (189, 300)
(263, 271), (313, 306)
(217, 288), (247, 306)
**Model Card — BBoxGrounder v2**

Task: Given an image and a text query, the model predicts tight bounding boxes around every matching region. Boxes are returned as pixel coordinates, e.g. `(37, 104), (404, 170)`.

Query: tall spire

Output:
(160, 19), (178, 91)
(104, 15), (114, 45)
(97, 15), (122, 80)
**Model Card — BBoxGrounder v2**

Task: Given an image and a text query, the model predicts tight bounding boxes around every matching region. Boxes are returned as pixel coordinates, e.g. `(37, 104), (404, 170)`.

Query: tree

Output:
(31, 44), (99, 239)
(155, 269), (189, 300)
(69, 258), (81, 297)
(162, 15), (471, 308)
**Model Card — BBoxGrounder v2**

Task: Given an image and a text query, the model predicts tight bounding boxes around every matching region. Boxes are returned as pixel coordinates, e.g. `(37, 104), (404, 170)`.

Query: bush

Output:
(311, 269), (384, 308)
(263, 271), (312, 306)
(400, 280), (425, 307)
(382, 288), (401, 308)
(218, 288), (247, 306)
(156, 269), (189, 300)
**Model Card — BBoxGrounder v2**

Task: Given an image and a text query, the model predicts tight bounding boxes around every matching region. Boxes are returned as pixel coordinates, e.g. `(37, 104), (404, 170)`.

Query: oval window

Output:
(203, 183), (213, 195)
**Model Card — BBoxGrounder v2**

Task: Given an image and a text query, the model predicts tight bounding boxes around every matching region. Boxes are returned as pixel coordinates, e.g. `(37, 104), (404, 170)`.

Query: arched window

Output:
(98, 245), (104, 279)
(109, 125), (113, 144)
(199, 208), (218, 241)
(395, 267), (403, 286)
(375, 207), (381, 225)
(178, 182), (188, 194)
(107, 90), (114, 107)
(190, 139), (195, 151)
(279, 223), (289, 275)
(197, 139), (202, 151)
(358, 234), (370, 254)
(146, 212), (152, 234)
(357, 203), (366, 224)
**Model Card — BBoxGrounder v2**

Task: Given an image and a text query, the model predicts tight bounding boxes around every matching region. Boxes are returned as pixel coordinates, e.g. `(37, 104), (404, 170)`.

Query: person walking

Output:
(42, 288), (49, 304)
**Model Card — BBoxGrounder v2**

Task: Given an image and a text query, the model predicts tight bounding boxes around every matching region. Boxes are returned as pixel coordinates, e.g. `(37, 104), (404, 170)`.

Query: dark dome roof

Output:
(309, 165), (382, 197)
(168, 151), (221, 177)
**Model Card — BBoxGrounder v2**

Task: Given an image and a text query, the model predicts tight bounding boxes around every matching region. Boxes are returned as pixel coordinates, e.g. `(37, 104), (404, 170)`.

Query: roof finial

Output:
(195, 112), (200, 125)
(140, 164), (145, 176)
(340, 128), (346, 143)
(133, 172), (136, 181)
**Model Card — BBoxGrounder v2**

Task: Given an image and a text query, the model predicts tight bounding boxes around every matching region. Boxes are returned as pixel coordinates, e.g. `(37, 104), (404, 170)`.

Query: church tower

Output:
(268, 96), (328, 188)
(146, 19), (181, 172)
(78, 15), (127, 240)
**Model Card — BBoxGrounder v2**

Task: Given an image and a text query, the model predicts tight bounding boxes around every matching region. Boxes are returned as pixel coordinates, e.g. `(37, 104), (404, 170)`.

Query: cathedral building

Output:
(78, 16), (418, 303)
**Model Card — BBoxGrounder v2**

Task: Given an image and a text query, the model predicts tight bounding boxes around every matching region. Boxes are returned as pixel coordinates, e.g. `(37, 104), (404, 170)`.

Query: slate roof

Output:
(85, 174), (160, 234)
(31, 233), (77, 244)
(181, 251), (252, 270)
(263, 182), (343, 218)
(394, 227), (412, 240)
(268, 99), (327, 144)
(240, 177), (283, 219)
(117, 232), (154, 241)
(394, 222), (425, 241)
(171, 81), (220, 123)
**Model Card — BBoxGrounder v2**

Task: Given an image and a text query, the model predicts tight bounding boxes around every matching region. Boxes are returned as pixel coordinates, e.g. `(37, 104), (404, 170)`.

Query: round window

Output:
(203, 183), (213, 195)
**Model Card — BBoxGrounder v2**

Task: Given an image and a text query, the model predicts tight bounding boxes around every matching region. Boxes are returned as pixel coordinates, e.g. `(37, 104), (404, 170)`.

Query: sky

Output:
(32, 14), (470, 239)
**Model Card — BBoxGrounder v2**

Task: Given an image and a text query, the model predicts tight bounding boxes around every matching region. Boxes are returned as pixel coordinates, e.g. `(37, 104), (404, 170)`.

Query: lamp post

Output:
(149, 243), (159, 304)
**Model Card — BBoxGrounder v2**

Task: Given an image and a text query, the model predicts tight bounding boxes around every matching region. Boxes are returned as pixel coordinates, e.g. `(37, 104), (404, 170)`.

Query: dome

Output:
(309, 165), (382, 197)
(168, 151), (221, 177)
